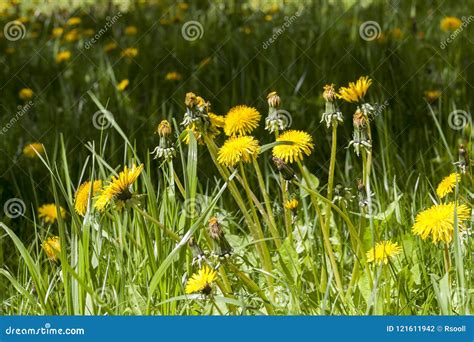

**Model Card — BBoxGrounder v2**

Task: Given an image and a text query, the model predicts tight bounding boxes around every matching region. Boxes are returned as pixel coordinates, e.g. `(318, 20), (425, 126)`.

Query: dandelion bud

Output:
(353, 109), (368, 129)
(321, 84), (343, 128)
(182, 93), (210, 128)
(188, 237), (206, 267)
(333, 184), (354, 208)
(454, 144), (469, 174)
(42, 236), (61, 262)
(208, 216), (233, 258)
(265, 91), (287, 132)
(284, 198), (299, 223)
(267, 91), (281, 108)
(322, 84), (336, 102)
(156, 120), (172, 137)
(272, 157), (295, 181)
(284, 198), (298, 211)
(152, 120), (175, 160)
(348, 109), (371, 155)
(357, 179), (368, 207)
(184, 92), (197, 108)
(196, 96), (209, 111)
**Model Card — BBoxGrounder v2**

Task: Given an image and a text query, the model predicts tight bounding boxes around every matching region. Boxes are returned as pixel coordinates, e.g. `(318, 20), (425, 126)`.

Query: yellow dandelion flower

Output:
(124, 25), (138, 35)
(56, 50), (71, 64)
(440, 16), (462, 32)
(224, 105), (261, 136)
(412, 202), (470, 244)
(64, 29), (79, 42)
(117, 79), (129, 91)
(74, 180), (102, 216)
(121, 48), (138, 59)
(436, 173), (460, 199)
(390, 27), (403, 40)
(207, 112), (226, 139)
(209, 113), (225, 128)
(178, 3), (189, 11)
(185, 266), (217, 295)
(104, 42), (118, 53)
(284, 198), (299, 210)
(38, 204), (66, 224)
(67, 17), (81, 26)
(337, 76), (372, 103)
(269, 4), (279, 14)
(82, 28), (95, 37)
(272, 130), (314, 163)
(19, 88), (33, 100)
(366, 240), (402, 264)
(52, 27), (63, 38)
(217, 136), (260, 167)
(264, 14), (273, 21)
(159, 18), (171, 26)
(42, 236), (61, 262)
(23, 143), (44, 158)
(182, 124), (204, 145)
(165, 71), (182, 81)
(17, 16), (29, 24)
(242, 26), (252, 34)
(94, 164), (144, 212)
(424, 90), (441, 103)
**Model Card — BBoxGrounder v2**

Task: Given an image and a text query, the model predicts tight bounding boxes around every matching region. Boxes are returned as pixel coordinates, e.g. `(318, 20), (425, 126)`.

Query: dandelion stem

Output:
(227, 263), (275, 315)
(323, 123), (339, 282)
(274, 129), (293, 241)
(252, 159), (281, 248)
(133, 206), (180, 242)
(296, 162), (344, 297)
(203, 135), (274, 293)
(239, 162), (274, 292)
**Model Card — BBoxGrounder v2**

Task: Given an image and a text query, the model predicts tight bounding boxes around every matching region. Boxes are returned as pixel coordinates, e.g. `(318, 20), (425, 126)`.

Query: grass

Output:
(0, 0), (472, 315)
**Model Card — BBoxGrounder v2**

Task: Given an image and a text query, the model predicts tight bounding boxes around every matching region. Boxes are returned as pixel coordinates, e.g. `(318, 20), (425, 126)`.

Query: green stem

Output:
(295, 178), (373, 290)
(133, 207), (180, 242)
(203, 135), (274, 292)
(239, 162), (274, 292)
(227, 263), (275, 315)
(253, 159), (281, 248)
(274, 129), (292, 241)
(323, 123), (339, 284)
(296, 162), (344, 297)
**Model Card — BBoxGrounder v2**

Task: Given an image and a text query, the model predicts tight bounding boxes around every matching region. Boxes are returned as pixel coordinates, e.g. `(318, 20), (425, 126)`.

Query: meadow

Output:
(0, 0), (472, 315)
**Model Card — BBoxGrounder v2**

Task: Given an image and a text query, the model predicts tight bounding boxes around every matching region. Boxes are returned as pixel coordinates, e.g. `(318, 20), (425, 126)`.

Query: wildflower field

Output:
(0, 0), (472, 316)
